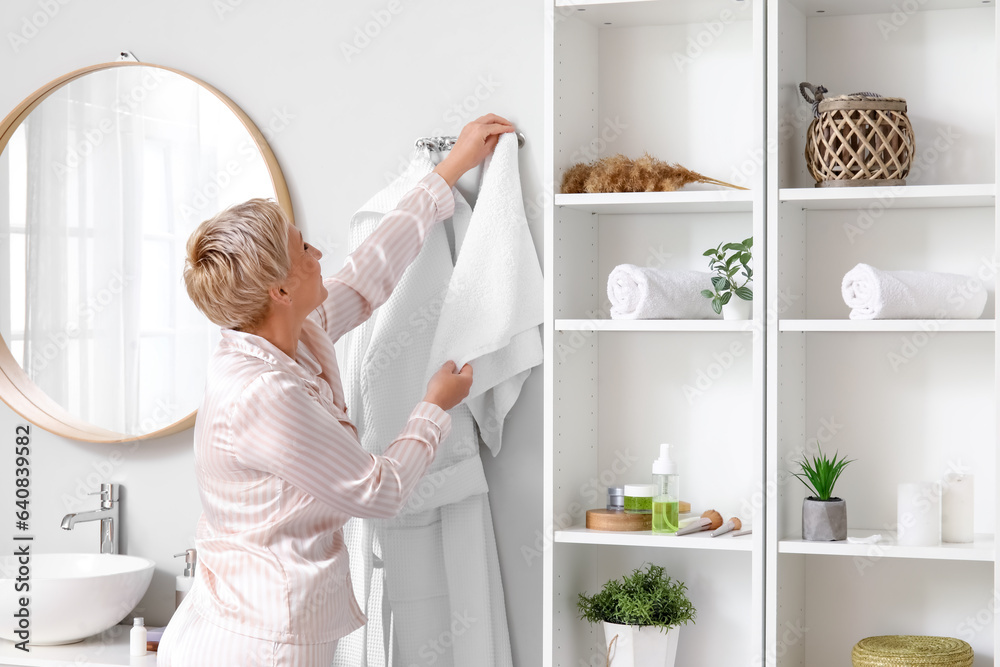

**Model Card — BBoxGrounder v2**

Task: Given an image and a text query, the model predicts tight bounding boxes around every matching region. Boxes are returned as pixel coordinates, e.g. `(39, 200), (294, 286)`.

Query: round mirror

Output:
(0, 62), (292, 441)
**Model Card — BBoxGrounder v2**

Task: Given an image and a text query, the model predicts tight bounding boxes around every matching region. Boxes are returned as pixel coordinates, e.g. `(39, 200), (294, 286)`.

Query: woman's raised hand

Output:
(432, 114), (515, 187)
(423, 361), (474, 412)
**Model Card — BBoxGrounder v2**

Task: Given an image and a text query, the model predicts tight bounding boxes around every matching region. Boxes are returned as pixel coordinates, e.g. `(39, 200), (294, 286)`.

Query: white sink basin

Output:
(0, 553), (154, 645)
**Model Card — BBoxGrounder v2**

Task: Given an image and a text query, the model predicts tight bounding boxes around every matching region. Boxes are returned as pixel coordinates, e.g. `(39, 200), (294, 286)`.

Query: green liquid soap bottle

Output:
(652, 443), (680, 534)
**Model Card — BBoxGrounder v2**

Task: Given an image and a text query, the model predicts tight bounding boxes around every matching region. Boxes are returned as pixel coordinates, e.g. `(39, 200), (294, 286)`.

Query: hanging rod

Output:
(415, 131), (525, 152)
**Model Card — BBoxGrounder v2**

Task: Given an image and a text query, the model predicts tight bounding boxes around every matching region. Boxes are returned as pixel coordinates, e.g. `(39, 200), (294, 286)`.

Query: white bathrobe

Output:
(336, 134), (542, 667)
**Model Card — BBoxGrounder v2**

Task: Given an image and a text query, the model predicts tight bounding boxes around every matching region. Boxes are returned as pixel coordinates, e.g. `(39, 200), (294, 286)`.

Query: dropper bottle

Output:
(652, 444), (680, 534)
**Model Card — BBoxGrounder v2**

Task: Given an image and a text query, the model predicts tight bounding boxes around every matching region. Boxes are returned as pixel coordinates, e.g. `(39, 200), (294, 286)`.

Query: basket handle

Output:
(799, 82), (828, 117)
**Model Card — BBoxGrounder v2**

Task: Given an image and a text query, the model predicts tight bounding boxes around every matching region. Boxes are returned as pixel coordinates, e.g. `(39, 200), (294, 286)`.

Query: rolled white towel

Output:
(841, 263), (987, 320)
(607, 265), (721, 320)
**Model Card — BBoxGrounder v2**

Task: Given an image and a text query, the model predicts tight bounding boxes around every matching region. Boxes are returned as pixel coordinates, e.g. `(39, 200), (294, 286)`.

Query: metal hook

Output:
(414, 131), (525, 151)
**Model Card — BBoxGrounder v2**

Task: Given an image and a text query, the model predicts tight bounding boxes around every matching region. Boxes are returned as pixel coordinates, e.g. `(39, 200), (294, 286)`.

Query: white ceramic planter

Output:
(723, 296), (753, 320)
(602, 622), (680, 667)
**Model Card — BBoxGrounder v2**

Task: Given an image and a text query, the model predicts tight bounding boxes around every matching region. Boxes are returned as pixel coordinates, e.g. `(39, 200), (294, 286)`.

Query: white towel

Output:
(841, 263), (987, 320)
(607, 265), (721, 320)
(427, 132), (544, 457)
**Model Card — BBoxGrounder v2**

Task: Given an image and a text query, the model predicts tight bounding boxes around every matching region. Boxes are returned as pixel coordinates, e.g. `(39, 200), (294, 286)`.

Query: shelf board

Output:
(555, 319), (755, 332)
(555, 191), (754, 214)
(788, 0), (990, 17)
(554, 0), (755, 28)
(555, 528), (753, 551)
(779, 319), (995, 332)
(779, 184), (995, 210)
(779, 531), (994, 562)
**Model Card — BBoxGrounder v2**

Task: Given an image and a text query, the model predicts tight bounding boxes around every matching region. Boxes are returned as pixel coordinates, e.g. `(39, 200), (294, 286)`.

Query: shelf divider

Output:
(778, 531), (994, 562)
(555, 527), (754, 552)
(779, 183), (995, 210)
(779, 319), (996, 332)
(555, 191), (754, 214)
(556, 319), (756, 332)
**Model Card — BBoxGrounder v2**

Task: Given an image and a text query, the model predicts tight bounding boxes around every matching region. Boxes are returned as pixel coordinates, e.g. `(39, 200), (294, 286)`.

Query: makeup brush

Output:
(732, 527), (752, 537)
(676, 510), (723, 535)
(711, 517), (741, 537)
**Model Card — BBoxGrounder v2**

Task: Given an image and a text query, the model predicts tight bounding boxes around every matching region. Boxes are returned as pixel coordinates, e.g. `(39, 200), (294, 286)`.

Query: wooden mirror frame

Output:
(0, 60), (294, 442)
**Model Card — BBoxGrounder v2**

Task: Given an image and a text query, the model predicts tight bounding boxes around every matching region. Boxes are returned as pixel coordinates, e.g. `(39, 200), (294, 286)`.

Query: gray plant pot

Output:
(802, 497), (847, 541)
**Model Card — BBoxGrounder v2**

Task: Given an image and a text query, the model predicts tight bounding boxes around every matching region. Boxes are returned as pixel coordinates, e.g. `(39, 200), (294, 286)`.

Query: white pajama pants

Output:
(157, 594), (339, 667)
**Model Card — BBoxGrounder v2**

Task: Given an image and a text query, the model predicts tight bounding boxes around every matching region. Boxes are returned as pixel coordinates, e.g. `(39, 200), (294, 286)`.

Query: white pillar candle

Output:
(941, 473), (974, 544)
(897, 482), (940, 547)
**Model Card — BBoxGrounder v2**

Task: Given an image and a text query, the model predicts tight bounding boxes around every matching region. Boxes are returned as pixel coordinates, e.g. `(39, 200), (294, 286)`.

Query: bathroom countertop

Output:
(0, 625), (158, 667)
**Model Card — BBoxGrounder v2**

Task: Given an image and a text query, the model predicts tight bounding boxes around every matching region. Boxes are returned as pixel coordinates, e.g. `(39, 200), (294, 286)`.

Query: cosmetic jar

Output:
(623, 484), (655, 514)
(607, 486), (624, 511)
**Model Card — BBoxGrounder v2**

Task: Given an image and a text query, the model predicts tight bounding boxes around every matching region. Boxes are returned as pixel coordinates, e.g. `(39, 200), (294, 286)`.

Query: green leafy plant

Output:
(790, 445), (854, 501)
(701, 237), (753, 315)
(577, 563), (696, 631)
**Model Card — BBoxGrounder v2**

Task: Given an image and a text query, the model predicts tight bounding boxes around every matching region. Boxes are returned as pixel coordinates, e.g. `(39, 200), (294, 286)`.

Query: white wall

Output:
(0, 1), (543, 663)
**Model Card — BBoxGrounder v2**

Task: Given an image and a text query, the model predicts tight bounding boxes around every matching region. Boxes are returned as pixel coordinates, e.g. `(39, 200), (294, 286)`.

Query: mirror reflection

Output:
(0, 65), (278, 437)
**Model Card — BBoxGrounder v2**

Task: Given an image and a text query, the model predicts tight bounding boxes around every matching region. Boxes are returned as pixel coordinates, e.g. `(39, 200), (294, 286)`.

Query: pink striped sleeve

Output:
(231, 372), (451, 519)
(316, 172), (455, 342)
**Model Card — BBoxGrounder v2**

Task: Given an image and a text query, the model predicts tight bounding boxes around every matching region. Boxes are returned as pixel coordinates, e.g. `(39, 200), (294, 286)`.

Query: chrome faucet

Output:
(61, 483), (120, 554)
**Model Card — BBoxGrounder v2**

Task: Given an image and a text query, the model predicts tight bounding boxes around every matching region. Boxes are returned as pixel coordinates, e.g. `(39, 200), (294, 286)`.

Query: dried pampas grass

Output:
(560, 153), (748, 194)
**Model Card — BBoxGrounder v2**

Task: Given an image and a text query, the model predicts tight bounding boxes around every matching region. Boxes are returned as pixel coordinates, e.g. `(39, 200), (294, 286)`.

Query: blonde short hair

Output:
(184, 198), (291, 331)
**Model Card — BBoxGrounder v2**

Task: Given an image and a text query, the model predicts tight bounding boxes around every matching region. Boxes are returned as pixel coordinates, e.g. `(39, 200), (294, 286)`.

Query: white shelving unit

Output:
(544, 1), (765, 665)
(546, 0), (997, 663)
(766, 2), (998, 667)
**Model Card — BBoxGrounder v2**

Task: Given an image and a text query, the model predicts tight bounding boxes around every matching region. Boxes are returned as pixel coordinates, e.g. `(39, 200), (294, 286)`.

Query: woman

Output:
(157, 114), (515, 666)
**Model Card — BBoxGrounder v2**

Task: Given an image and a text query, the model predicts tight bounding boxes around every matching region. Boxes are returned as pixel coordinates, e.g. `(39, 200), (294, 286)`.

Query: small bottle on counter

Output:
(130, 617), (147, 656)
(652, 443), (680, 534)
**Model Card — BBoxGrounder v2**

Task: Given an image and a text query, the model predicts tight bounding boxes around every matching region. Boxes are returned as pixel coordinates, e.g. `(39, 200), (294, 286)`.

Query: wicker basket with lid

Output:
(851, 635), (973, 667)
(801, 82), (915, 187)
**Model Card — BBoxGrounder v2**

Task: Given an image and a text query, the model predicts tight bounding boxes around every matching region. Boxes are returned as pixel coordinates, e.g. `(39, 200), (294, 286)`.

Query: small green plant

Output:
(577, 563), (696, 631)
(701, 237), (753, 315)
(790, 445), (854, 501)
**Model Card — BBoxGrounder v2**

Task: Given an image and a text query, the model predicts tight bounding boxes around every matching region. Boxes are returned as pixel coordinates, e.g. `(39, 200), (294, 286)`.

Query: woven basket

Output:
(851, 635), (974, 666)
(801, 83), (915, 188)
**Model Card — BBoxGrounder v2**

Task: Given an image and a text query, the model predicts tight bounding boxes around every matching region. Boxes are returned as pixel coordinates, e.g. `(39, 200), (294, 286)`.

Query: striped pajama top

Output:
(186, 172), (456, 644)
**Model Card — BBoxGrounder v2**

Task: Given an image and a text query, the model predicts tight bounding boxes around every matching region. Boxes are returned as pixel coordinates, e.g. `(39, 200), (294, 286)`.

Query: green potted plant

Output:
(577, 563), (696, 667)
(701, 237), (753, 320)
(790, 445), (854, 541)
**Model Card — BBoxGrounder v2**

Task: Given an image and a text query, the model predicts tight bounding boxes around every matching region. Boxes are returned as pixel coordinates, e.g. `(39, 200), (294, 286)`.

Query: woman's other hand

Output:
(432, 114), (515, 187)
(423, 361), (473, 411)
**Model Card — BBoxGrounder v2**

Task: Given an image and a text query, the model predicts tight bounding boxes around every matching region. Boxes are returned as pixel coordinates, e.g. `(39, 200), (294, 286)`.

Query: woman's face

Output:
(284, 223), (327, 313)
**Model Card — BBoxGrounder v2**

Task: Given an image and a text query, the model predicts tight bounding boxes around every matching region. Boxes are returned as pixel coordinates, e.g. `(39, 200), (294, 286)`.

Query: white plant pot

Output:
(723, 296), (752, 320)
(602, 622), (680, 667)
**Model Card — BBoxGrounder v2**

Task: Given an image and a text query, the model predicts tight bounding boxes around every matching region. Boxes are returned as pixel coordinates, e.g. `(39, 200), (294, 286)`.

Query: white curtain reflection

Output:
(1, 66), (273, 435)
